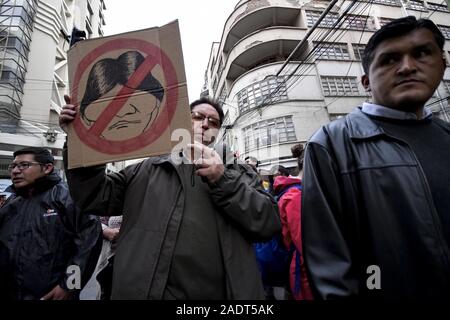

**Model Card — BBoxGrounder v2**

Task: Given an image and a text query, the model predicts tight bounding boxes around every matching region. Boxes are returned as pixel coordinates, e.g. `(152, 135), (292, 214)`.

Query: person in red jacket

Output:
(273, 144), (313, 300)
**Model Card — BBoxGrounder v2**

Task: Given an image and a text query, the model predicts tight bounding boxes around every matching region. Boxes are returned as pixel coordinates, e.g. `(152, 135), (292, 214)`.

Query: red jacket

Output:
(273, 176), (313, 300)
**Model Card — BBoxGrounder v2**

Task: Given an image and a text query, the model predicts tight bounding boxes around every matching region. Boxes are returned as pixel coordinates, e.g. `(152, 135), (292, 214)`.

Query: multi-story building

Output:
(0, 0), (108, 177)
(204, 0), (450, 172)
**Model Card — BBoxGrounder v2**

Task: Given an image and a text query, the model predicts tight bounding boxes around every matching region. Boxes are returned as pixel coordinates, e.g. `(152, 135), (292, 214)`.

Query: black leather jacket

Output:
(302, 108), (450, 299)
(0, 172), (101, 300)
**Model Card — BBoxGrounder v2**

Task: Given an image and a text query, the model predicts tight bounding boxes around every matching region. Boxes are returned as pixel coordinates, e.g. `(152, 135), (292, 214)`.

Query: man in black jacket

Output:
(302, 16), (450, 299)
(0, 147), (101, 300)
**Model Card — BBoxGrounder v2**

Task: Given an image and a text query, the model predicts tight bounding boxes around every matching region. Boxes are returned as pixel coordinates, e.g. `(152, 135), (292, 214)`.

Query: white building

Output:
(204, 0), (450, 172)
(0, 0), (111, 177)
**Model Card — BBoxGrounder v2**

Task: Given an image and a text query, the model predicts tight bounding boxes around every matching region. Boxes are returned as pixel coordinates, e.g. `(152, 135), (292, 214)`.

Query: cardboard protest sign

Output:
(67, 20), (192, 168)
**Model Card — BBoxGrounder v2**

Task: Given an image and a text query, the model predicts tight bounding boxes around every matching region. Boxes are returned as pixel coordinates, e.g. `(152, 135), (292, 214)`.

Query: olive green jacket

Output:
(65, 153), (280, 299)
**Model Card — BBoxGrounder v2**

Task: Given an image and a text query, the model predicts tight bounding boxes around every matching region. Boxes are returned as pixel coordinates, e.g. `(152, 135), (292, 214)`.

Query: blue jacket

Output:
(0, 172), (101, 299)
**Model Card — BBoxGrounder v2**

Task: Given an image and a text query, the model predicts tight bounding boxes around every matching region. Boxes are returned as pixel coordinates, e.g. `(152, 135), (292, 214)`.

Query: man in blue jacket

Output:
(302, 16), (450, 299)
(0, 147), (101, 300)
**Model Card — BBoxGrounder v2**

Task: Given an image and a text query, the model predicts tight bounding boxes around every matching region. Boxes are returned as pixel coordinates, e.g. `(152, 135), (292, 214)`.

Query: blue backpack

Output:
(254, 184), (301, 287)
(254, 233), (293, 287)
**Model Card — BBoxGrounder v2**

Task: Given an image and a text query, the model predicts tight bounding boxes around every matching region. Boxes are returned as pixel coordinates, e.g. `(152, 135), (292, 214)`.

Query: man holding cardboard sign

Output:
(65, 21), (193, 168)
(61, 96), (280, 299)
(60, 21), (280, 299)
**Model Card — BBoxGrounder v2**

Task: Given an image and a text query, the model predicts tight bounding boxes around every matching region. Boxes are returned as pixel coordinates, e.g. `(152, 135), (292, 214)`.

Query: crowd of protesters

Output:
(0, 16), (449, 300)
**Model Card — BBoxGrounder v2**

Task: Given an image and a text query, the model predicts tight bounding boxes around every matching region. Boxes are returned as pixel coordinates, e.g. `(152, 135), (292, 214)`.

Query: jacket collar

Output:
(153, 154), (174, 166)
(153, 149), (190, 166)
(346, 107), (387, 140)
(13, 171), (61, 197)
(361, 102), (432, 120)
(347, 107), (450, 140)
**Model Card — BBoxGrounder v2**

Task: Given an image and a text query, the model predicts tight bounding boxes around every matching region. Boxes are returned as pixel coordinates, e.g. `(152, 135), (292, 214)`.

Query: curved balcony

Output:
(223, 27), (307, 82)
(221, 0), (301, 54)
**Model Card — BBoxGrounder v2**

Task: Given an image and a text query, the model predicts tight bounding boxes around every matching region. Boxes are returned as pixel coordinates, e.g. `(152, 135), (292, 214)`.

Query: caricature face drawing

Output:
(79, 51), (164, 141)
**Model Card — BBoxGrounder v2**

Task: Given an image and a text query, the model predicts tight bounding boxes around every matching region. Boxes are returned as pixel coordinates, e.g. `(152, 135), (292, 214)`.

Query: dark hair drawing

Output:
(79, 51), (164, 132)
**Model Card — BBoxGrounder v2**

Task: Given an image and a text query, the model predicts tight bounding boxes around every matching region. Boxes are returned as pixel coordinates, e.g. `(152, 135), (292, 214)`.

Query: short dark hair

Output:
(291, 143), (304, 170)
(362, 16), (445, 74)
(245, 156), (259, 168)
(270, 165), (289, 177)
(13, 147), (54, 164)
(190, 97), (224, 126)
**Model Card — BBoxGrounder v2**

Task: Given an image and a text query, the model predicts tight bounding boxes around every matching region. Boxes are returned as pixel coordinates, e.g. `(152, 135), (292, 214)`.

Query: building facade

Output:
(204, 0), (450, 172)
(0, 0), (108, 177)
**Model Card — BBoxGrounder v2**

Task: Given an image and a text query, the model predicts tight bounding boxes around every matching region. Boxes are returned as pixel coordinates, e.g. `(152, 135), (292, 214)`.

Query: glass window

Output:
(438, 25), (450, 39)
(0, 0), (37, 114)
(218, 85), (227, 103)
(321, 76), (360, 96)
(237, 77), (288, 114)
(314, 42), (350, 60)
(427, 2), (449, 12)
(443, 80), (450, 95)
(345, 15), (372, 30)
(353, 43), (366, 60)
(407, 0), (427, 11)
(243, 116), (297, 152)
(373, 0), (400, 5)
(306, 11), (339, 28)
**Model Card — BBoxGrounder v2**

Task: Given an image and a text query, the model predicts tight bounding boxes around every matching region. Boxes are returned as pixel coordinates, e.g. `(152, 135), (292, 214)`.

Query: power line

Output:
(257, 0), (367, 111)
(224, 0), (376, 129)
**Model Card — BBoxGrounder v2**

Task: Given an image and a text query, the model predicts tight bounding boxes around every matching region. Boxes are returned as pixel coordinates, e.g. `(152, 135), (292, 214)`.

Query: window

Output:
(212, 76), (218, 93)
(217, 57), (224, 80)
(218, 85), (227, 103)
(243, 116), (297, 152)
(407, 0), (427, 11)
(237, 77), (288, 114)
(353, 43), (366, 61)
(314, 42), (350, 60)
(344, 15), (372, 30)
(210, 57), (215, 74)
(438, 25), (450, 39)
(85, 21), (92, 37)
(0, 0), (37, 121)
(444, 80), (450, 95)
(321, 76), (360, 96)
(371, 0), (400, 5)
(427, 2), (449, 12)
(306, 11), (339, 28)
(87, 0), (94, 15)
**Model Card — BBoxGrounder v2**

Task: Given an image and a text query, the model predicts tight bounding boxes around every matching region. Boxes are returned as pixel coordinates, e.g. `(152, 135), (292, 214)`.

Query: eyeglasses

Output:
(191, 111), (221, 129)
(8, 162), (42, 171)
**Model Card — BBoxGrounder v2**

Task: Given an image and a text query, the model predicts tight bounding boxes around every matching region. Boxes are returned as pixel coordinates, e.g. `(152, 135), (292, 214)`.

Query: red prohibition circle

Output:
(72, 38), (179, 154)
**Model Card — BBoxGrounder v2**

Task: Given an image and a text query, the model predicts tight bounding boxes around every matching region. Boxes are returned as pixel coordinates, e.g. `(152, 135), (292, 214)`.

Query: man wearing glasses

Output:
(61, 97), (280, 300)
(0, 147), (101, 300)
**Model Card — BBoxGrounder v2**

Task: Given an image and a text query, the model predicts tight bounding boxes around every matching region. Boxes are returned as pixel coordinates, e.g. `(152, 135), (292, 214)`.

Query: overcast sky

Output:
(103, 1), (238, 103)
